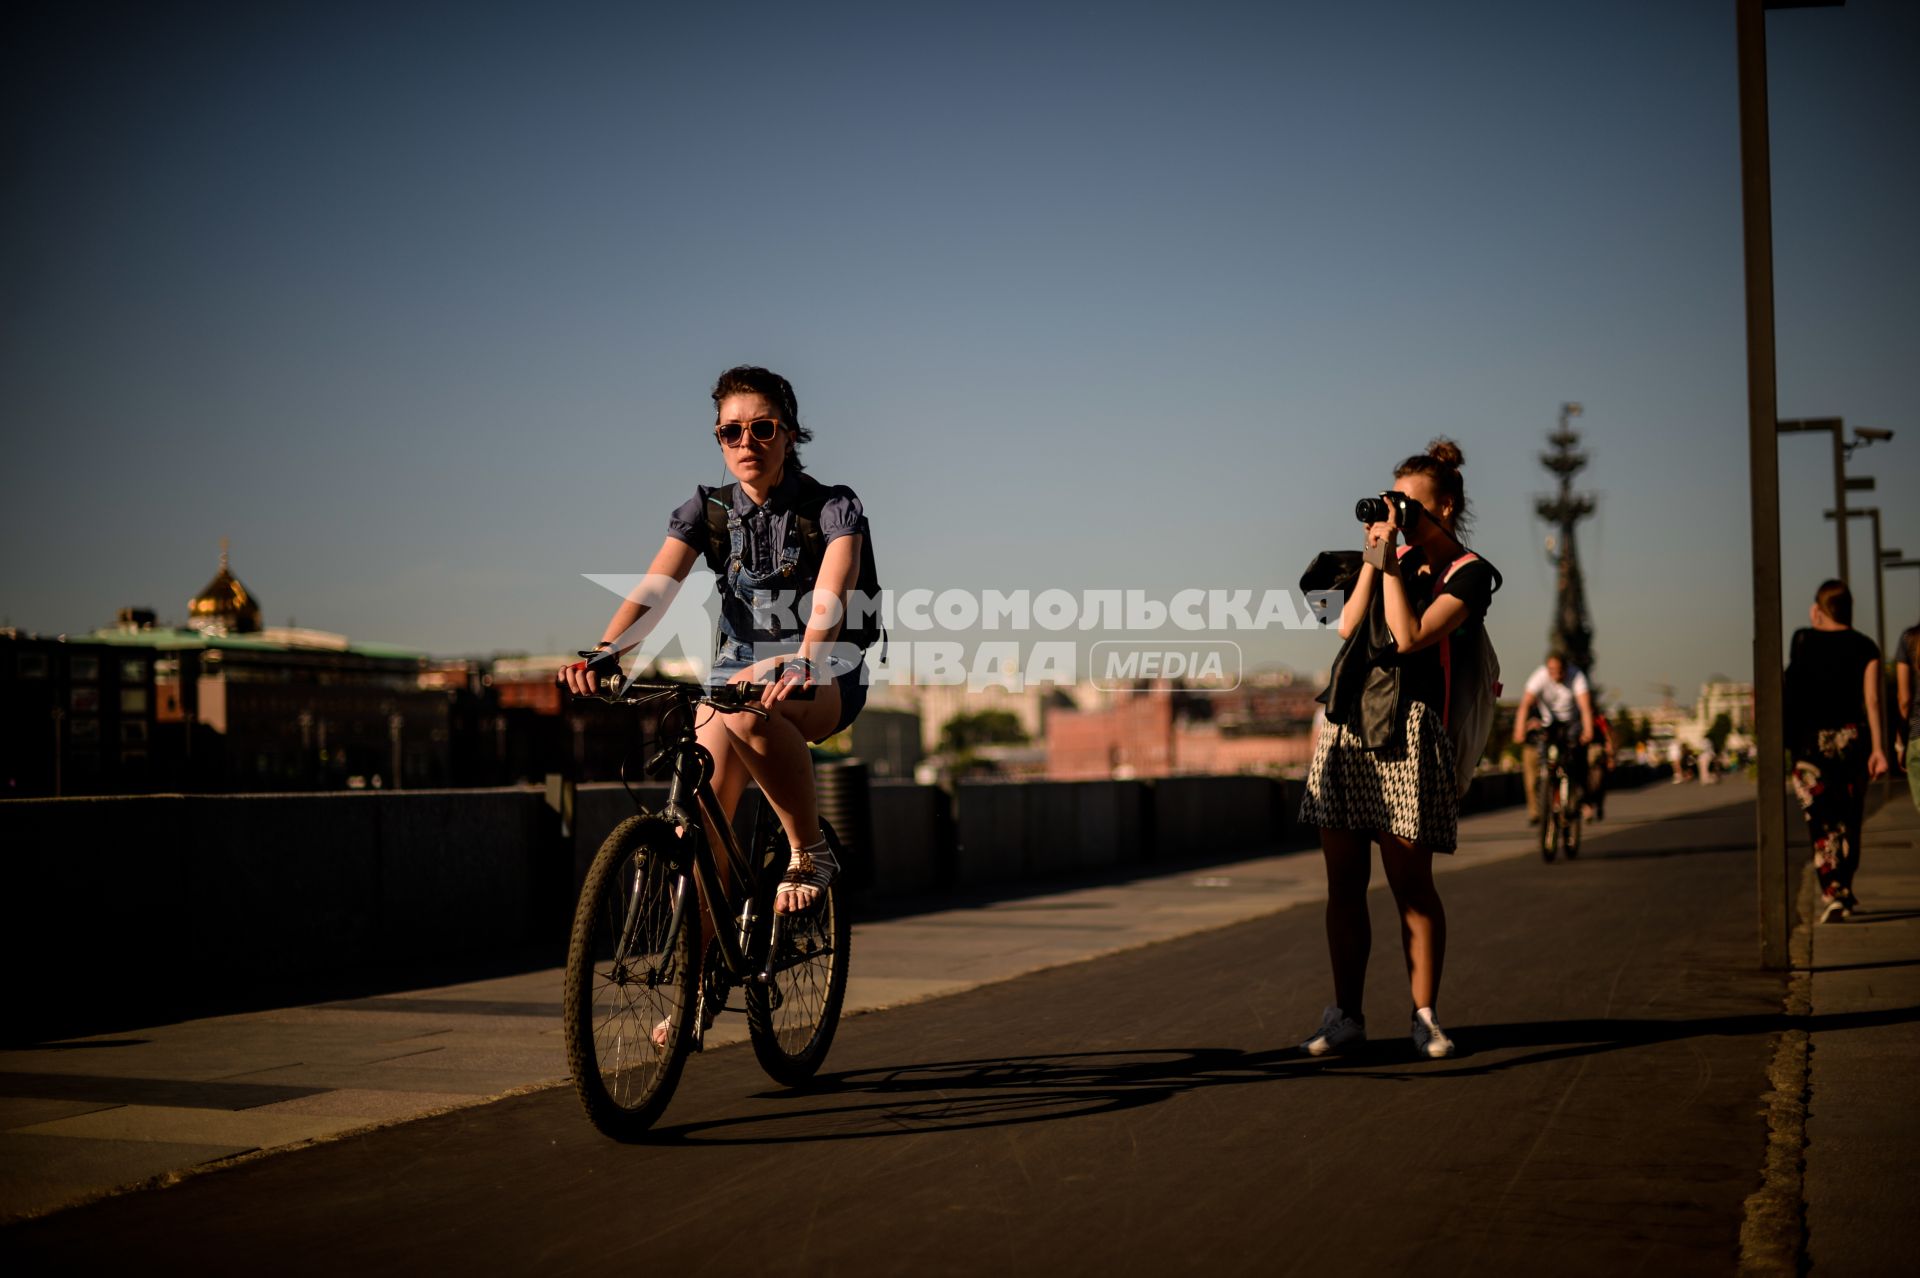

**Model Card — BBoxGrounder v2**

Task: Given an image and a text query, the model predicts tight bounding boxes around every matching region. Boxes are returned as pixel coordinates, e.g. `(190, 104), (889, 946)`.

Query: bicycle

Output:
(560, 673), (851, 1141)
(1535, 724), (1582, 863)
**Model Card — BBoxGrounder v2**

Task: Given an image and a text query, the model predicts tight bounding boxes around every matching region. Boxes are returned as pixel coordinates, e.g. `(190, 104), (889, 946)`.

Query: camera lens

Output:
(1355, 496), (1388, 524)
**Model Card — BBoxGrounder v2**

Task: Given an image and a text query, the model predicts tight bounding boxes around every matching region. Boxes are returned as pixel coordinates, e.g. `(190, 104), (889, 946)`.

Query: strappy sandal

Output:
(652, 989), (720, 1049)
(775, 838), (839, 914)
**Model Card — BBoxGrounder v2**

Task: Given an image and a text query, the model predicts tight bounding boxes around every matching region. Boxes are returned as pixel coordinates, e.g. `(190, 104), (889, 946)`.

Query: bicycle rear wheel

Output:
(746, 821), (852, 1087)
(563, 815), (697, 1139)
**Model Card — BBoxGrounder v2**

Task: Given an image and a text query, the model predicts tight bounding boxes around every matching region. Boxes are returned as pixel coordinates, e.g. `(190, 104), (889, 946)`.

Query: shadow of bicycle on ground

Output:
(641, 1003), (1920, 1146)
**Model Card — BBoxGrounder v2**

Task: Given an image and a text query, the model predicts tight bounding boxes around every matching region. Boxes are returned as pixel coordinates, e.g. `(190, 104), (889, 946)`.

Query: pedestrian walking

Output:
(1784, 580), (1890, 922)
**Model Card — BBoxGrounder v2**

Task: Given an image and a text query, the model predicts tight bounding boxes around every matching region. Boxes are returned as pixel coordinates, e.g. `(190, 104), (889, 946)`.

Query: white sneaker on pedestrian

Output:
(1411, 1007), (1454, 1059)
(1299, 1005), (1365, 1057)
(1817, 893), (1846, 924)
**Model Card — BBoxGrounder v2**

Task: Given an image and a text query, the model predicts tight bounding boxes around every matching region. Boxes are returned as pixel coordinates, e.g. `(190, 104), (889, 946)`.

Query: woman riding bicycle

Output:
(1296, 438), (1496, 1060)
(560, 365), (868, 917)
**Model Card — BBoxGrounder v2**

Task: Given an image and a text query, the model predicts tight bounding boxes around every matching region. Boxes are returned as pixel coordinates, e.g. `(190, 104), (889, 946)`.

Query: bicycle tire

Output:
(563, 815), (698, 1140)
(746, 820), (852, 1087)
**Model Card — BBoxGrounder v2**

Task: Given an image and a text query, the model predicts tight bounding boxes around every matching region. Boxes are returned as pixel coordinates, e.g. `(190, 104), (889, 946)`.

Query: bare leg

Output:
(720, 682), (843, 913)
(695, 711), (752, 901)
(1320, 829), (1373, 1014)
(1378, 833), (1446, 1010)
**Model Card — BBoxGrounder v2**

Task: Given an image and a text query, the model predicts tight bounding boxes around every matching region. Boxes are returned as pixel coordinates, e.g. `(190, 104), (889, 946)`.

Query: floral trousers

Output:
(1789, 724), (1868, 899)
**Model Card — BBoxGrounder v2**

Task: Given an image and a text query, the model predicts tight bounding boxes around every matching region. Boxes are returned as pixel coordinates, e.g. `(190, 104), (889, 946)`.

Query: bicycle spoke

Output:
(564, 816), (698, 1136)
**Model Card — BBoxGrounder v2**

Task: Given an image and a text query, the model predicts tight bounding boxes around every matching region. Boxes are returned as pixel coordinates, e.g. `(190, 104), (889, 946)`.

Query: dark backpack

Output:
(701, 474), (886, 653)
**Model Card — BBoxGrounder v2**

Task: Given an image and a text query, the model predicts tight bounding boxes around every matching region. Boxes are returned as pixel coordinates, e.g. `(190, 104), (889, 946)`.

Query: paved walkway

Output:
(1803, 783), (1920, 1275)
(0, 778), (1729, 1223)
(9, 776), (1917, 1275)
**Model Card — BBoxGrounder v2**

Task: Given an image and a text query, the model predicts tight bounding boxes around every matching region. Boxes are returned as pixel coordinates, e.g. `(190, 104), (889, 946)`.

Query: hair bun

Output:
(1426, 437), (1464, 469)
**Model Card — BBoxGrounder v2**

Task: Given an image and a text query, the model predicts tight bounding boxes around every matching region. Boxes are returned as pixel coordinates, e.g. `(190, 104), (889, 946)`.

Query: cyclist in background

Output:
(1513, 653), (1594, 823)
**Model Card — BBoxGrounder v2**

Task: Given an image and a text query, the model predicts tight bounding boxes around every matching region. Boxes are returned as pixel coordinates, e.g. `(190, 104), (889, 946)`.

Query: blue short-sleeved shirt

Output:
(666, 468), (867, 573)
(666, 468), (867, 647)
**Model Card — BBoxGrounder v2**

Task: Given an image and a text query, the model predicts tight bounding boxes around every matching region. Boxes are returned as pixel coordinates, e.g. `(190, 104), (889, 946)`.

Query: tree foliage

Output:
(938, 709), (1029, 754)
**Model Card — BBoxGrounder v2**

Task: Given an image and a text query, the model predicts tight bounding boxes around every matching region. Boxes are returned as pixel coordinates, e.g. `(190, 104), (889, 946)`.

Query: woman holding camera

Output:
(1297, 438), (1495, 1060)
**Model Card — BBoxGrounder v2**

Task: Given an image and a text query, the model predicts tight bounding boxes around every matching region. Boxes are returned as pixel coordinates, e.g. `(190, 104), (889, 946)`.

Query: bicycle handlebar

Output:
(573, 673), (816, 708)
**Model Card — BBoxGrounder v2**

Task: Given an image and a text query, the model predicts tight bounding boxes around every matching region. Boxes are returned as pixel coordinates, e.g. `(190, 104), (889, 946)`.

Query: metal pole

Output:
(1885, 562), (1920, 636)
(1869, 509), (1885, 656)
(1826, 507), (1889, 659)
(1737, 0), (1792, 970)
(1832, 428), (1850, 582)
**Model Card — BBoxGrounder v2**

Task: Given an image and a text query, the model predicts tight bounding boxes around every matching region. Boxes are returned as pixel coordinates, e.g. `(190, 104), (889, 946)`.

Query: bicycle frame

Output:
(634, 692), (790, 991)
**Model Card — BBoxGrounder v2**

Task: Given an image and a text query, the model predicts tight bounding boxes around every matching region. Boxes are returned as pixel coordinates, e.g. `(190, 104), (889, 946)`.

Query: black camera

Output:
(1355, 491), (1422, 530)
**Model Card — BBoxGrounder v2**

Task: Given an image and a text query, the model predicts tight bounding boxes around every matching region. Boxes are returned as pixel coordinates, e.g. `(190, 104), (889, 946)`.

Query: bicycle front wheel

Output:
(563, 815), (697, 1139)
(746, 821), (852, 1087)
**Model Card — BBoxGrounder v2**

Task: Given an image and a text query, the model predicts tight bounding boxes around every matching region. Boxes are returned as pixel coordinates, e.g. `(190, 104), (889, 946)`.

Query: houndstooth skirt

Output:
(1299, 699), (1459, 853)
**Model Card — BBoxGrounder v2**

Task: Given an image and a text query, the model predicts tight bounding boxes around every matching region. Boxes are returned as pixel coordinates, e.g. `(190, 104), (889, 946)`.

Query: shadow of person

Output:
(636, 1002), (1920, 1146)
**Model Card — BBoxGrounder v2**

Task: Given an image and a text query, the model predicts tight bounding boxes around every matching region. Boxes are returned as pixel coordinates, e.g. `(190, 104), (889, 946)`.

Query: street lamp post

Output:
(1738, 0), (1847, 971)
(1777, 418), (1848, 578)
(1776, 419), (1893, 583)
(1824, 506), (1887, 656)
(1884, 556), (1920, 629)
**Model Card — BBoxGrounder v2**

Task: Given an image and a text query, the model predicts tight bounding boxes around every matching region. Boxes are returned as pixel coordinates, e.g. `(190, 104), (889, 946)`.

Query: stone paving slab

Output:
(0, 1133), (249, 1221)
(0, 778), (1741, 1223)
(14, 1104), (367, 1150)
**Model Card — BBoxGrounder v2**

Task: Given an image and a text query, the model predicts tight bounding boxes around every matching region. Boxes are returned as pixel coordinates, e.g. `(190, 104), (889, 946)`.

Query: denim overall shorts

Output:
(709, 499), (868, 737)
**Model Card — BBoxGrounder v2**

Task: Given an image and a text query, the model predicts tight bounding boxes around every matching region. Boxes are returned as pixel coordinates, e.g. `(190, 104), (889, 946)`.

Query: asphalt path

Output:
(3, 795), (1787, 1275)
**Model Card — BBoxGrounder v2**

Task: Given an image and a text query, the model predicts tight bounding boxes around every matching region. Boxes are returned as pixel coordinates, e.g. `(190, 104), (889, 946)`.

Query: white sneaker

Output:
(1299, 1005), (1366, 1056)
(1817, 894), (1846, 924)
(1411, 1008), (1454, 1059)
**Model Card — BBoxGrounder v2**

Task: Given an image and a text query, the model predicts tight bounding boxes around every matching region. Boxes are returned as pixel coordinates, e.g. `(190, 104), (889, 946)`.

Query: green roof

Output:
(79, 628), (425, 660)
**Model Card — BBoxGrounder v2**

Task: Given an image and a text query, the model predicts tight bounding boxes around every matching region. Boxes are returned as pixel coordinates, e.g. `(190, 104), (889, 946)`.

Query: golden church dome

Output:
(188, 539), (262, 635)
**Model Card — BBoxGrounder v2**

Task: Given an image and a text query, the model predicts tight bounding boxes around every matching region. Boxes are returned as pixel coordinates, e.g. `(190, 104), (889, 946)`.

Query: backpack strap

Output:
(700, 486), (736, 576)
(787, 472), (831, 582)
(1443, 550), (1502, 593)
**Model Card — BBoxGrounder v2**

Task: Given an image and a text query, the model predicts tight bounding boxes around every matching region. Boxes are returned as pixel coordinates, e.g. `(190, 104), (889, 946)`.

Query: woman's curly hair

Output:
(711, 365), (813, 467)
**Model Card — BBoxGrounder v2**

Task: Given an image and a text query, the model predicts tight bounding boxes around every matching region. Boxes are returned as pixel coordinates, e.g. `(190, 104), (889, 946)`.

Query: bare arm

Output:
(1379, 570), (1470, 655)
(1513, 690), (1537, 743)
(1864, 657), (1889, 778)
(598, 538), (700, 649)
(1899, 655), (1913, 725)
(1576, 689), (1595, 744)
(1338, 561), (1379, 640)
(760, 534), (862, 704)
(559, 536), (698, 694)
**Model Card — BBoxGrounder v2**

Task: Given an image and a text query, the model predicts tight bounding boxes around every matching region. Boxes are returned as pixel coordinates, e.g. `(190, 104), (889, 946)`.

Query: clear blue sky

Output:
(4, 0), (1916, 707)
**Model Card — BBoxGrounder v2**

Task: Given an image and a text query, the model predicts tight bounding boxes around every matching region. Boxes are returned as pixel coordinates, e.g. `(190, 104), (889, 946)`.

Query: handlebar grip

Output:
(712, 682), (817, 707)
